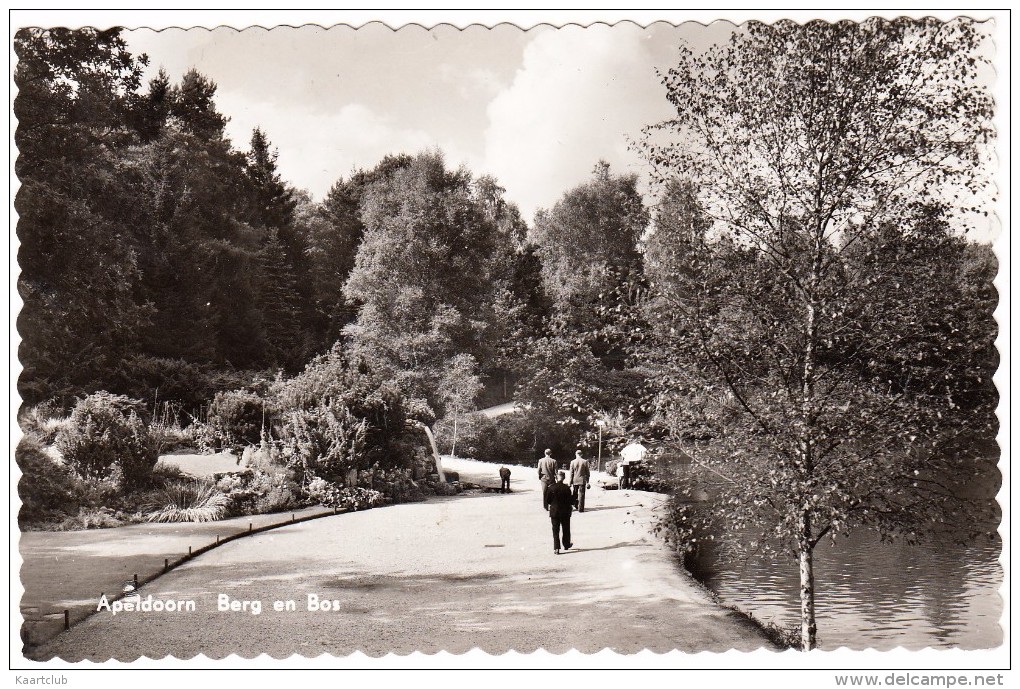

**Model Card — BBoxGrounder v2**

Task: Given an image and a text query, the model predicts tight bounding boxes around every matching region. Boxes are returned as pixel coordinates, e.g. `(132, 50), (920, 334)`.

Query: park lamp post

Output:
(596, 419), (606, 473)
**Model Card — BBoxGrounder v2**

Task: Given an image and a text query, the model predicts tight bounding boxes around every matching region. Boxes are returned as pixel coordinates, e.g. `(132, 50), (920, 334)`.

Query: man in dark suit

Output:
(545, 471), (574, 554)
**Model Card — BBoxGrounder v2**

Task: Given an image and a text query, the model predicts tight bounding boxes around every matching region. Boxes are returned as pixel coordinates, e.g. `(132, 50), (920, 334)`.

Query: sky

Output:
(124, 21), (737, 224)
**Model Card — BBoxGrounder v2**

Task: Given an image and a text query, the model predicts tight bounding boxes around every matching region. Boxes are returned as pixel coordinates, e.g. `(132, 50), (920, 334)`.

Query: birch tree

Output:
(639, 18), (994, 650)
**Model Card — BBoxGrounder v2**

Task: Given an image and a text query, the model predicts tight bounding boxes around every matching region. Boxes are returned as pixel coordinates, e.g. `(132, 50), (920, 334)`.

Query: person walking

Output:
(499, 465), (511, 493)
(537, 449), (558, 508)
(568, 449), (591, 512)
(545, 471), (574, 554)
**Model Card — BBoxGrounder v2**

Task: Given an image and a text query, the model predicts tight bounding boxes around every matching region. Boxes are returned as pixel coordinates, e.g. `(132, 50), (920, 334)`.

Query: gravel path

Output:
(28, 458), (771, 660)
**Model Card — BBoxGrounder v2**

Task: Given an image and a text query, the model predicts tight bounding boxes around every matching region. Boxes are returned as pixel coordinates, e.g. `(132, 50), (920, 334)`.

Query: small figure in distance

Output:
(499, 465), (511, 493)
(538, 449), (558, 509)
(568, 449), (591, 512)
(545, 470), (574, 554)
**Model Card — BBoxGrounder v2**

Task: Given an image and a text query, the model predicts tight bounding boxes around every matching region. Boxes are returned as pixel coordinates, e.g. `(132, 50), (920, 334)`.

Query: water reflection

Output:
(697, 525), (1002, 649)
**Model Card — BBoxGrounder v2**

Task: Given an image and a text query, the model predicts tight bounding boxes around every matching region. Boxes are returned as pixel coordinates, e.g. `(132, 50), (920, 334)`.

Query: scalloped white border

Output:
(7, 7), (1011, 682)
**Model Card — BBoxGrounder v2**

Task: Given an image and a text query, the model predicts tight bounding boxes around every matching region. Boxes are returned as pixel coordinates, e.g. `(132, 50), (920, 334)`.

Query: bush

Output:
(306, 478), (385, 510)
(204, 389), (267, 451)
(55, 392), (157, 491)
(144, 480), (230, 523)
(18, 402), (72, 445)
(279, 400), (368, 485)
(16, 434), (81, 528)
(270, 349), (416, 470)
(114, 355), (216, 411)
(55, 507), (124, 531)
(252, 473), (300, 513)
(151, 459), (189, 483)
(213, 465), (302, 517)
(148, 401), (196, 455)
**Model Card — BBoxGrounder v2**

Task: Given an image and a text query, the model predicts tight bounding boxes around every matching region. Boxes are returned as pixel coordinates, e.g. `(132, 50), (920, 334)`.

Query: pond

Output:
(674, 456), (1002, 650)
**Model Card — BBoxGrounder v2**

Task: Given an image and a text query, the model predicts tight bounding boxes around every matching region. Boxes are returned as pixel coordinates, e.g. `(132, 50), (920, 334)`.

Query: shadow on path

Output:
(564, 540), (646, 553)
(576, 504), (643, 513)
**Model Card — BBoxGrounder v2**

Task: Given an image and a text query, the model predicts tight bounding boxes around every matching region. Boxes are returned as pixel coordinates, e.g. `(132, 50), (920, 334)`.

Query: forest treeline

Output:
(14, 28), (658, 457)
(15, 26), (998, 449)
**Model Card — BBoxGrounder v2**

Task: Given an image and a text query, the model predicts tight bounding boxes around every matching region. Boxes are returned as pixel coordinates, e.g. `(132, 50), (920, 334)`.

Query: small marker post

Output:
(164, 558), (168, 572)
(133, 573), (138, 588)
(64, 610), (70, 630)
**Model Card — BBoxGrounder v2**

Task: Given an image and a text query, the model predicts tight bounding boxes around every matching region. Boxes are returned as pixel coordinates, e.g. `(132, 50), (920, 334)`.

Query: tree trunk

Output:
(799, 512), (817, 651)
(452, 414), (458, 457)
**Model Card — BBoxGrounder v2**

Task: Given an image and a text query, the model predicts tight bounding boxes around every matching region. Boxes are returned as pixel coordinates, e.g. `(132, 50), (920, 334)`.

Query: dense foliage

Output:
(55, 392), (157, 491)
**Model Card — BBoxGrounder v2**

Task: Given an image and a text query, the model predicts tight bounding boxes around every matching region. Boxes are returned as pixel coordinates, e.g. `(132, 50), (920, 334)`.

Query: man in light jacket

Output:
(568, 449), (591, 512)
(537, 449), (558, 509)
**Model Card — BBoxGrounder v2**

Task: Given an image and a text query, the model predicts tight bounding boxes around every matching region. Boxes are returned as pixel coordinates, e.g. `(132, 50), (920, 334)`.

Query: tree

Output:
(169, 69), (227, 140)
(638, 18), (994, 650)
(244, 128), (308, 368)
(437, 353), (483, 456)
(14, 27), (145, 177)
(246, 127), (297, 229)
(14, 28), (153, 405)
(343, 151), (503, 413)
(532, 161), (648, 338)
(301, 155), (415, 345)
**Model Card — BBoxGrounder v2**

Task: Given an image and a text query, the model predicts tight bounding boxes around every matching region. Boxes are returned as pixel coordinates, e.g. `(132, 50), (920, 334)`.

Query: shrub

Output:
(213, 465), (302, 517)
(55, 392), (157, 491)
(114, 355), (215, 411)
(56, 507), (125, 531)
(254, 482), (300, 513)
(205, 389), (267, 451)
(148, 401), (196, 455)
(270, 349), (415, 470)
(18, 402), (72, 445)
(306, 479), (384, 511)
(16, 433), (81, 528)
(151, 459), (189, 483)
(280, 400), (368, 485)
(144, 480), (230, 523)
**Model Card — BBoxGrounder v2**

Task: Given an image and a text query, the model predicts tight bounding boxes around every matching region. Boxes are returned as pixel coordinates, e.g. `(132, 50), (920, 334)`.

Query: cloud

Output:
(215, 91), (441, 197)
(481, 25), (674, 223)
(438, 63), (503, 100)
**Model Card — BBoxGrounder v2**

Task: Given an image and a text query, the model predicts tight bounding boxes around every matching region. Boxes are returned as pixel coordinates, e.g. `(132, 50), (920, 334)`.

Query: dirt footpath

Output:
(29, 458), (772, 660)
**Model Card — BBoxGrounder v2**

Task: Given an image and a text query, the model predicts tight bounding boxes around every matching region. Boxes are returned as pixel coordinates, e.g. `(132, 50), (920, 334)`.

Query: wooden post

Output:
(291, 513), (295, 523)
(249, 522), (253, 533)
(133, 573), (138, 588)
(164, 558), (169, 572)
(216, 535), (220, 544)
(189, 545), (192, 557)
(64, 610), (70, 631)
